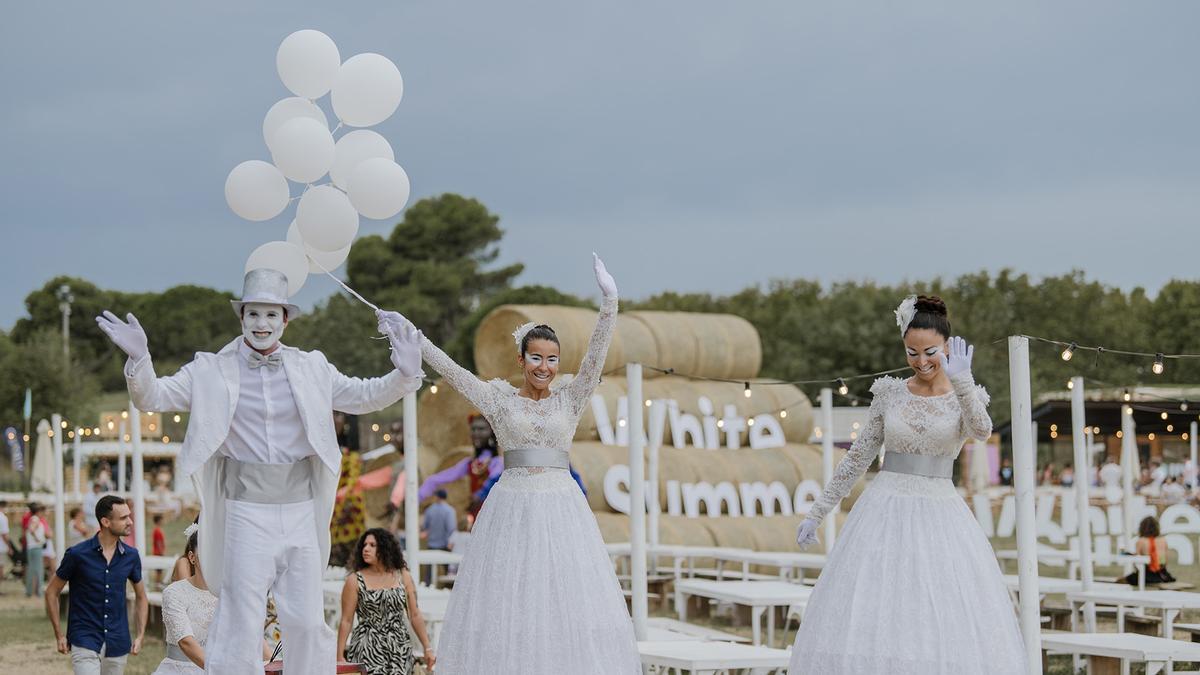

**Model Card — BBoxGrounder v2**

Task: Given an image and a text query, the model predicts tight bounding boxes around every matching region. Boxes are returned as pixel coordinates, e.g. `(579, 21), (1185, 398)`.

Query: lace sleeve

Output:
(420, 336), (499, 418)
(162, 584), (193, 645)
(952, 372), (992, 441)
(807, 378), (891, 526)
(563, 295), (619, 417)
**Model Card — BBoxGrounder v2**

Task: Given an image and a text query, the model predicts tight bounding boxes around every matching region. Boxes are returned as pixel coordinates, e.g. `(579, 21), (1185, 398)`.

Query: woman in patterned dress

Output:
(375, 254), (641, 675)
(337, 528), (434, 674)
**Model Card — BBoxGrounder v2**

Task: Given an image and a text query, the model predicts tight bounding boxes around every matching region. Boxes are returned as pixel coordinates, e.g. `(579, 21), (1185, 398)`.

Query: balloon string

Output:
(308, 255), (380, 313)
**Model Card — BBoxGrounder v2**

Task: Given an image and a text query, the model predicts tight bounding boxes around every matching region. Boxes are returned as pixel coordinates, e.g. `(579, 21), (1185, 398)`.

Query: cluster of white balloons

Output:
(226, 29), (412, 295)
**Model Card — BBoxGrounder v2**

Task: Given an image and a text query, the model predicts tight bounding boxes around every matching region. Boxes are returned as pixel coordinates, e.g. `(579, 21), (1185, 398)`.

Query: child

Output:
(152, 513), (167, 585)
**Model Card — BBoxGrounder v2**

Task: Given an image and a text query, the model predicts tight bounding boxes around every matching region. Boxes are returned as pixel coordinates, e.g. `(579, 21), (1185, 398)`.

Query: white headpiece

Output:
(894, 295), (918, 337)
(183, 522), (199, 540)
(512, 322), (538, 353)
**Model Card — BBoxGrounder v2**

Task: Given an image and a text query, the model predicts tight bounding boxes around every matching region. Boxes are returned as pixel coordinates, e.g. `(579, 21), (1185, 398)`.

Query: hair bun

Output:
(914, 295), (947, 316)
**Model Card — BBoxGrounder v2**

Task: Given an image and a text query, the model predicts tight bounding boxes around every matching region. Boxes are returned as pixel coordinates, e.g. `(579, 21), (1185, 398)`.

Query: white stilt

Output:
(1070, 377), (1096, 630)
(820, 388), (836, 551)
(1007, 336), (1043, 674)
(627, 363), (648, 639)
(51, 413), (66, 562)
(129, 404), (146, 556)
(404, 392), (420, 581)
(1121, 406), (1136, 548)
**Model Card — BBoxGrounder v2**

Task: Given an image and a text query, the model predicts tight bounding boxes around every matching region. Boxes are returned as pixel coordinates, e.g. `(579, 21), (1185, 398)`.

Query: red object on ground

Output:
(152, 526), (166, 556)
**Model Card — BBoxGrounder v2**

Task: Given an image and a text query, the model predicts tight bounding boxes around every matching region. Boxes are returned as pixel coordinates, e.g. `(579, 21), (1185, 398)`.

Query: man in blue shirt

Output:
(420, 489), (457, 585)
(45, 494), (148, 674)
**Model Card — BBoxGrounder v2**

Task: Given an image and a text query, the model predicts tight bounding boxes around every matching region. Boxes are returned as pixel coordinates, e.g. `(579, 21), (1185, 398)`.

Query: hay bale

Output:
(474, 306), (763, 382)
(568, 442), (630, 512)
(416, 379), (480, 458)
(593, 511), (631, 544)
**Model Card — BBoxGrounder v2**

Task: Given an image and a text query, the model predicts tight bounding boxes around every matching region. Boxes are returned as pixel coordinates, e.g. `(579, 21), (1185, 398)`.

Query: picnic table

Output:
(708, 549), (826, 582)
(1066, 588), (1200, 640)
(996, 547), (1149, 590)
(675, 579), (812, 647)
(638, 639), (791, 674)
(645, 617), (749, 643)
(1042, 630), (1200, 675)
(413, 549), (463, 587)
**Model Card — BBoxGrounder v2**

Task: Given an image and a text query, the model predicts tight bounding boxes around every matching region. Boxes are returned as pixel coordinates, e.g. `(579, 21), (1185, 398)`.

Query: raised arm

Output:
(377, 309), (499, 417)
(328, 362), (422, 415)
(98, 311), (194, 412)
(940, 336), (992, 441)
(564, 254), (619, 415)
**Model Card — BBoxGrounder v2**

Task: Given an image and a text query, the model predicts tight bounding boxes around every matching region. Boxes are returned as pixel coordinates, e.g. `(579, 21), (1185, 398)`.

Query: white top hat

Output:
(231, 268), (302, 318)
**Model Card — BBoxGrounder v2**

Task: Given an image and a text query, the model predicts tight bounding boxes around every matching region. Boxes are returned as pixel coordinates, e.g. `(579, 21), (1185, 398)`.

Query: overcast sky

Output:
(2, 2), (1197, 330)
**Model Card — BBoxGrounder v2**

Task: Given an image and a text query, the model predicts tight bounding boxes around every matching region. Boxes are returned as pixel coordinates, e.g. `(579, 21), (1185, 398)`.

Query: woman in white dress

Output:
(154, 523), (216, 674)
(376, 254), (640, 675)
(790, 295), (1026, 675)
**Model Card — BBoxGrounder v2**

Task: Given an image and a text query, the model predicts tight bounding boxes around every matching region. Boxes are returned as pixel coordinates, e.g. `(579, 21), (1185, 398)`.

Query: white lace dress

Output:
(153, 579), (217, 674)
(421, 295), (640, 675)
(789, 374), (1027, 675)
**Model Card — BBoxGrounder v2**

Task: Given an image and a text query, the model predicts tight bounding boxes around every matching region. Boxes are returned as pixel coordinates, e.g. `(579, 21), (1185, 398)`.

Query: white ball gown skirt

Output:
(789, 471), (1028, 674)
(434, 467), (642, 675)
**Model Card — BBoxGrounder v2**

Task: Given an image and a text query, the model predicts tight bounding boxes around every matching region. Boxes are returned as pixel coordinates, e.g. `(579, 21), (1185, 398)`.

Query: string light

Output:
(743, 382), (752, 398)
(1050, 424), (1058, 432)
(107, 421), (115, 431)
(1061, 342), (1077, 361)
(837, 378), (849, 396)
(1067, 379), (1074, 390)
(1148, 432), (1156, 441)
(173, 414), (182, 423)
(1050, 430), (1058, 439)
(1167, 424), (1174, 433)
(1153, 353), (1165, 375)
(1162, 412), (1170, 420)
(67, 430), (75, 439)
(162, 436), (170, 443)
(1124, 405), (1134, 416)
(645, 399), (652, 408)
(47, 430), (54, 438)
(747, 417), (755, 426)
(430, 384), (439, 394)
(60, 420), (68, 429)
(92, 427), (100, 435)
(1182, 401), (1190, 412)
(1116, 430), (1124, 439)
(121, 411), (128, 419)
(1123, 389), (1132, 402)
(1092, 426), (1100, 434)
(779, 410), (788, 419)
(716, 419), (725, 428)
(618, 419), (626, 427)
(382, 433), (392, 441)
(371, 423), (380, 432)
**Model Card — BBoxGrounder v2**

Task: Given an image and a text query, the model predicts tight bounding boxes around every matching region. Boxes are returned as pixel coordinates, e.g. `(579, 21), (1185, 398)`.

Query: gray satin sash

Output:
(165, 643), (190, 662)
(504, 448), (570, 470)
(220, 456), (315, 504)
(880, 452), (954, 480)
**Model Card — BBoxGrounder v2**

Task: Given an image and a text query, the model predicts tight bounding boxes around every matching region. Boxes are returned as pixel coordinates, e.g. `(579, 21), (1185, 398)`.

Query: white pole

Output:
(73, 427), (82, 501)
(647, 401), (666, 559)
(51, 413), (66, 563)
(117, 420), (127, 495)
(1191, 421), (1198, 476)
(130, 404), (146, 556)
(627, 363), (649, 639)
(820, 388), (836, 551)
(1121, 406), (1136, 549)
(403, 393), (420, 583)
(1008, 336), (1042, 674)
(1070, 377), (1096, 630)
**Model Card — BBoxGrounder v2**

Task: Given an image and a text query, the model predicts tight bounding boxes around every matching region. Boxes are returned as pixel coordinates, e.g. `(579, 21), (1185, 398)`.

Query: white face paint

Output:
(241, 303), (287, 352)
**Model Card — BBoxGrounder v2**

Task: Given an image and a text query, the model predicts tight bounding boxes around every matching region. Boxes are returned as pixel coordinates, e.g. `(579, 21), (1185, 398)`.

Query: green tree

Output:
(0, 328), (101, 430)
(347, 194), (524, 344)
(285, 294), (389, 378)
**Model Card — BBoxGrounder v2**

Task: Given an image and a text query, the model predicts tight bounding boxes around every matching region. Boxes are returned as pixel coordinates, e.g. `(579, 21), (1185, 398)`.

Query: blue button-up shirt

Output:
(55, 534), (142, 656)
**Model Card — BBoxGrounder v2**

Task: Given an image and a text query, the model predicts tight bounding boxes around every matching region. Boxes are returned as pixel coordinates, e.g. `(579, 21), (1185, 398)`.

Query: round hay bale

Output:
(653, 446), (703, 510)
(628, 311), (700, 377)
(778, 443), (866, 511)
(573, 377), (628, 443)
(475, 305), (613, 381)
(615, 313), (660, 376)
(720, 315), (763, 381)
(567, 441), (630, 512)
(702, 517), (758, 551)
(416, 379), (480, 458)
(593, 511), (630, 544)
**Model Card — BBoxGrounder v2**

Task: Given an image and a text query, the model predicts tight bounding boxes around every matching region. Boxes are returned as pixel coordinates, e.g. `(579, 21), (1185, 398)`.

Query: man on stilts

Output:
(97, 268), (423, 674)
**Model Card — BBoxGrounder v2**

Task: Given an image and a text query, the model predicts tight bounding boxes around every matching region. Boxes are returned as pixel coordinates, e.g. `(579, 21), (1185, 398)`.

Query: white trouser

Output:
(206, 499), (334, 675)
(71, 644), (127, 675)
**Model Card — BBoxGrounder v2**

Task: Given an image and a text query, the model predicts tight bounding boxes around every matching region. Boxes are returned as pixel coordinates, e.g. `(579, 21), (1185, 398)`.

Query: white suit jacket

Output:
(125, 337), (422, 593)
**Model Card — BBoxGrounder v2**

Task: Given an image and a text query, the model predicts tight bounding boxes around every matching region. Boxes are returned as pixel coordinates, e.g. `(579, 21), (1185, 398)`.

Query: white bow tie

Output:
(247, 351), (283, 370)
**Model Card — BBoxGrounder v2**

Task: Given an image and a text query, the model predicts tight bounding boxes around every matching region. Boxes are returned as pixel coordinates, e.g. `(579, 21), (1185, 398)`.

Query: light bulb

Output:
(645, 399), (652, 408)
(162, 436), (170, 443)
(1061, 342), (1077, 361)
(430, 384), (439, 394)
(1167, 424), (1174, 432)
(121, 411), (128, 419)
(173, 414), (181, 423)
(1182, 401), (1189, 412)
(371, 423), (380, 432)
(1123, 389), (1132, 402)
(837, 378), (849, 396)
(747, 417), (755, 426)
(1116, 430), (1124, 439)
(716, 419), (725, 428)
(60, 420), (68, 429)
(1148, 432), (1156, 441)
(779, 410), (788, 418)
(743, 382), (752, 398)
(1153, 353), (1165, 375)
(1162, 412), (1169, 421)
(1067, 379), (1074, 390)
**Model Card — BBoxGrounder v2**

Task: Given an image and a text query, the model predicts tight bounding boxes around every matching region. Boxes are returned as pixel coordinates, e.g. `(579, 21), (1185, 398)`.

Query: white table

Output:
(675, 579), (812, 647)
(709, 549), (827, 582)
(645, 617), (750, 643)
(1066, 589), (1200, 639)
(1042, 631), (1200, 675)
(997, 547), (1149, 590)
(638, 640), (791, 674)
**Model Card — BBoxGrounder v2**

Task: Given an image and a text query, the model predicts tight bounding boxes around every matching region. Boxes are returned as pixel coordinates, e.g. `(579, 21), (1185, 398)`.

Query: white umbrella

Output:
(31, 418), (54, 492)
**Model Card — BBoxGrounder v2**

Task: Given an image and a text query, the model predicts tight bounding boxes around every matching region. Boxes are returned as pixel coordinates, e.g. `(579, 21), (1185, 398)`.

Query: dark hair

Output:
(182, 515), (199, 568)
(520, 324), (560, 358)
(1138, 516), (1161, 538)
(69, 507), (81, 519)
(435, 489), (449, 500)
(96, 494), (126, 525)
(905, 295), (951, 338)
(350, 528), (407, 573)
(153, 514), (163, 524)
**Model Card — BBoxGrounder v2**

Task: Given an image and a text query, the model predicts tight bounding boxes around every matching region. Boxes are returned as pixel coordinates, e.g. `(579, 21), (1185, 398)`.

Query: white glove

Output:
(376, 309), (423, 378)
(796, 518), (820, 548)
(95, 311), (149, 362)
(939, 335), (974, 379)
(593, 252), (618, 299)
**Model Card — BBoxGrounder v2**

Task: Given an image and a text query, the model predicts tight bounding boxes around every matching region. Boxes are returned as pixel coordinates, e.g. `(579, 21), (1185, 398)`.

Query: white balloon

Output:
(347, 158), (410, 220)
(244, 241), (309, 296)
(330, 130), (394, 190)
(270, 117), (334, 183)
(331, 53), (404, 127)
(276, 30), (341, 99)
(296, 185), (359, 252)
(263, 97), (328, 152)
(286, 220), (352, 273)
(224, 160), (289, 221)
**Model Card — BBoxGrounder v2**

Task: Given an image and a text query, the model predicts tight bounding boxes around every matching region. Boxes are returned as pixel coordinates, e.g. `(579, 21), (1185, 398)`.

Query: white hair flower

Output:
(512, 322), (538, 353)
(183, 523), (199, 540)
(894, 295), (918, 337)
